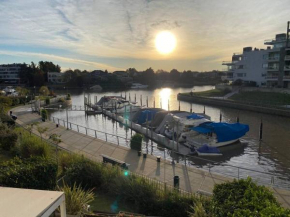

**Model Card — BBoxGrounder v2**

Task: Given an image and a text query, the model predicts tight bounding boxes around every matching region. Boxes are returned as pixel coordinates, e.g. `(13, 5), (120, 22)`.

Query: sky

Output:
(0, 0), (289, 72)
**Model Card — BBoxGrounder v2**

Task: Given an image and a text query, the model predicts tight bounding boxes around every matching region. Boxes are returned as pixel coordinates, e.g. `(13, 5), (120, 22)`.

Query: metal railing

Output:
(285, 55), (290, 60)
(50, 116), (130, 146)
(49, 115), (290, 190)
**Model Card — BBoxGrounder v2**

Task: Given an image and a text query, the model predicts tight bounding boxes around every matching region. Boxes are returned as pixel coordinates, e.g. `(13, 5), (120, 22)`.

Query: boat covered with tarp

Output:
(196, 144), (222, 156)
(131, 108), (163, 125)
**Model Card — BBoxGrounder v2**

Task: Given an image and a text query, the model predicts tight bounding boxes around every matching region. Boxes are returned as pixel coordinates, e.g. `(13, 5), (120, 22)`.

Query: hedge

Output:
(0, 157), (57, 190)
(130, 133), (142, 151)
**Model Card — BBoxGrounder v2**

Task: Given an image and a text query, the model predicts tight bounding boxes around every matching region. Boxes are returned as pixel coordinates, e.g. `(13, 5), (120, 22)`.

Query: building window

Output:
(262, 63), (268, 68)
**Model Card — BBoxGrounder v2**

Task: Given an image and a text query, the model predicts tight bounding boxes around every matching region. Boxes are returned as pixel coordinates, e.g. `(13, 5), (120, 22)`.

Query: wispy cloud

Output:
(0, 0), (289, 71)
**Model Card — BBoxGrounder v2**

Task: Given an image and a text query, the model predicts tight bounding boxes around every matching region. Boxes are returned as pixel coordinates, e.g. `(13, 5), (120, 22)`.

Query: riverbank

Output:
(10, 104), (290, 208)
(178, 93), (290, 117)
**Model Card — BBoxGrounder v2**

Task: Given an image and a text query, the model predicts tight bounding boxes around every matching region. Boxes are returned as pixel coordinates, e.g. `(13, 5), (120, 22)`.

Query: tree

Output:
(39, 86), (49, 96)
(36, 125), (48, 141)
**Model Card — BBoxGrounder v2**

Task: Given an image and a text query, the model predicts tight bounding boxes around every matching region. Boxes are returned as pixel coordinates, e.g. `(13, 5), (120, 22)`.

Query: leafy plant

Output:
(19, 130), (50, 158)
(45, 97), (50, 105)
(0, 156), (57, 190)
(0, 123), (18, 151)
(39, 86), (49, 96)
(130, 133), (142, 151)
(41, 109), (48, 121)
(58, 182), (94, 216)
(66, 93), (71, 100)
(36, 125), (48, 140)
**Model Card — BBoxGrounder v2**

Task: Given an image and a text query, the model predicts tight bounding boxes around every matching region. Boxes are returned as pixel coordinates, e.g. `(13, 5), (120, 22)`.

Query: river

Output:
(50, 85), (290, 189)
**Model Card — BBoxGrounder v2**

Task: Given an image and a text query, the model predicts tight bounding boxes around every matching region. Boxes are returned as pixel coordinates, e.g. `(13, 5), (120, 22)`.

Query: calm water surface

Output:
(50, 86), (290, 188)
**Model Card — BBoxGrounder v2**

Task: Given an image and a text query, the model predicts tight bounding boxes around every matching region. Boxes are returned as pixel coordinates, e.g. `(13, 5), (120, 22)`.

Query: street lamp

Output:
(34, 86), (36, 96)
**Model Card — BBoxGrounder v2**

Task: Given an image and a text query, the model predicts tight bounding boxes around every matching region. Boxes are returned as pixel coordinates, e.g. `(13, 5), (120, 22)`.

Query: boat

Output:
(196, 144), (222, 156)
(131, 83), (148, 89)
(180, 122), (249, 148)
(96, 96), (141, 113)
(3, 86), (16, 94)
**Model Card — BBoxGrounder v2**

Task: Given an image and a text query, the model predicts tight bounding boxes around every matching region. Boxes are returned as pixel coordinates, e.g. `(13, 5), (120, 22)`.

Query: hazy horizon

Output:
(0, 0), (289, 72)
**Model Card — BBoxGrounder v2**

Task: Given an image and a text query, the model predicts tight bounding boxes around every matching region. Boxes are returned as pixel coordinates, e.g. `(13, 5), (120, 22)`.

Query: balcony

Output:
(267, 66), (279, 71)
(285, 55), (290, 60)
(266, 76), (278, 80)
(233, 52), (242, 56)
(267, 56), (280, 62)
(222, 61), (237, 65)
(285, 65), (290, 71)
(283, 76), (290, 80)
(264, 38), (286, 45)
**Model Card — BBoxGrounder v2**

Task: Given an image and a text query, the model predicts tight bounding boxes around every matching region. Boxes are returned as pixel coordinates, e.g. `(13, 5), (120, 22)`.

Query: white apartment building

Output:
(223, 22), (290, 88)
(47, 72), (66, 84)
(0, 63), (23, 84)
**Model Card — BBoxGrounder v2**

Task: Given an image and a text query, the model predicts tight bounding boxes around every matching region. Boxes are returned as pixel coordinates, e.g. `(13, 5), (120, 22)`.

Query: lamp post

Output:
(25, 95), (27, 105)
(34, 86), (36, 96)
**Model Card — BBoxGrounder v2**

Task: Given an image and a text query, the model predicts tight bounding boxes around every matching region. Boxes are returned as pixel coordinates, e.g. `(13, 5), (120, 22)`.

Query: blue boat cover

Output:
(137, 110), (159, 124)
(187, 114), (204, 119)
(197, 144), (220, 153)
(191, 122), (249, 142)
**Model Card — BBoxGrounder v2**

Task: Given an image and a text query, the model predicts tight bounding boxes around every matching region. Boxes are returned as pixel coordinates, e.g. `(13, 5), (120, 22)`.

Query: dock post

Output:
(125, 92), (127, 100)
(95, 130), (97, 138)
(140, 95), (142, 106)
(146, 96), (148, 107)
(168, 99), (170, 111)
(190, 103), (192, 113)
(130, 106), (132, 136)
(220, 112), (222, 122)
(135, 93), (136, 102)
(259, 119), (263, 141)
(129, 93), (131, 102)
(179, 100), (180, 111)
(203, 106), (205, 114)
(236, 116), (240, 123)
(121, 92), (123, 98)
(154, 97), (155, 108)
(160, 98), (162, 109)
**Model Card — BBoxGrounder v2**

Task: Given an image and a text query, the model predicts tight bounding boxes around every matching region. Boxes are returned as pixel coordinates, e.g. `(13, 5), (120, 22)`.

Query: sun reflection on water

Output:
(159, 88), (172, 111)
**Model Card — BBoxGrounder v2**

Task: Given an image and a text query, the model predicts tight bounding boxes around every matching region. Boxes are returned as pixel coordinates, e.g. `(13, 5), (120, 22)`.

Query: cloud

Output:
(0, 0), (290, 71)
(0, 50), (123, 71)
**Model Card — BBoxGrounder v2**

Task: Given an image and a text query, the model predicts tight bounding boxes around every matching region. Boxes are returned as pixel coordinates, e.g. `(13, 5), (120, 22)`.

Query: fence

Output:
(49, 115), (290, 190)
(16, 122), (196, 199)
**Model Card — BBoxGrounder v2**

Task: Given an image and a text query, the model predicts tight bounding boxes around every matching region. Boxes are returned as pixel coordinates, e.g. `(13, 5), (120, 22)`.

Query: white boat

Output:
(3, 86), (16, 94)
(131, 83), (148, 89)
(96, 96), (141, 113)
(116, 103), (142, 113)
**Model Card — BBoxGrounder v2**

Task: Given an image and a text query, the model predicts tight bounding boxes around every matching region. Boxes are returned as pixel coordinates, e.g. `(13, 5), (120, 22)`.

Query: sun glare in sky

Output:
(155, 31), (176, 55)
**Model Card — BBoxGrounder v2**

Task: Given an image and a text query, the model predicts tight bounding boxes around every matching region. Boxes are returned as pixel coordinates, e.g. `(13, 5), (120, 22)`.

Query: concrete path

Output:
(11, 105), (290, 208)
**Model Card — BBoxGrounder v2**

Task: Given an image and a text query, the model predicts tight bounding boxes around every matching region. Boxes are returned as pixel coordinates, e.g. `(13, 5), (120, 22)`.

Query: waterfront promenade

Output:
(11, 105), (290, 208)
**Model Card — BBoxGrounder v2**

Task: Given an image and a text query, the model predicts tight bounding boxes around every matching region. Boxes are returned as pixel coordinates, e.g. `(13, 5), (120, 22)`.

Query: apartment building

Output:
(223, 21), (290, 88)
(47, 72), (66, 84)
(0, 63), (24, 84)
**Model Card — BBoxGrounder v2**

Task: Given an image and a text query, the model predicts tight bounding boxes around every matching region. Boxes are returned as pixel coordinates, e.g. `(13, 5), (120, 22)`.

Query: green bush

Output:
(58, 151), (84, 174)
(11, 97), (20, 106)
(211, 177), (288, 217)
(45, 97), (50, 105)
(0, 96), (12, 107)
(41, 109), (48, 120)
(0, 123), (18, 151)
(0, 113), (15, 126)
(0, 156), (57, 190)
(66, 93), (71, 100)
(130, 133), (142, 151)
(19, 131), (50, 158)
(58, 97), (65, 103)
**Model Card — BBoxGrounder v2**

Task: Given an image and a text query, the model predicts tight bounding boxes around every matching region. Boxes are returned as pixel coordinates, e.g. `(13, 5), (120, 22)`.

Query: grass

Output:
(89, 192), (138, 214)
(229, 91), (290, 106)
(182, 89), (230, 97)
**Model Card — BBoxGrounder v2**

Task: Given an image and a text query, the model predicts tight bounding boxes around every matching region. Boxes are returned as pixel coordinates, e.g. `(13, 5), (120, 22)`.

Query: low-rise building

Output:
(0, 63), (24, 84)
(113, 71), (133, 83)
(47, 72), (66, 84)
(223, 21), (290, 88)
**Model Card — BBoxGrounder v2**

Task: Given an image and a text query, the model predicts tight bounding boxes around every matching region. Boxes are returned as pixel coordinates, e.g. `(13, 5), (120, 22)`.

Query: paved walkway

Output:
(11, 105), (290, 208)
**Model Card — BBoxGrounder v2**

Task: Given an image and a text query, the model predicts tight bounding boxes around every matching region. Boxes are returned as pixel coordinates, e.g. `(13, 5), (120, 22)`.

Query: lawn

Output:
(181, 89), (231, 97)
(229, 91), (290, 106)
(89, 192), (138, 214)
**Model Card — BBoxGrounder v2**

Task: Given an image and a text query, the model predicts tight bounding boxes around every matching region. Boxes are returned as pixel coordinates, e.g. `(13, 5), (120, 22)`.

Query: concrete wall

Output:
(178, 94), (290, 117)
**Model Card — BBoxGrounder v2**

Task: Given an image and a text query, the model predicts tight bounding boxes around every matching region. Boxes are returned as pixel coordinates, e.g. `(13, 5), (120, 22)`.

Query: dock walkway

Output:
(11, 105), (290, 208)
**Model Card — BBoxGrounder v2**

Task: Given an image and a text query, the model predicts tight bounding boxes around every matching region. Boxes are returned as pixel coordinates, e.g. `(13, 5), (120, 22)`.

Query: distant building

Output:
(0, 63), (24, 84)
(113, 71), (133, 83)
(89, 70), (110, 81)
(223, 21), (290, 88)
(47, 72), (66, 84)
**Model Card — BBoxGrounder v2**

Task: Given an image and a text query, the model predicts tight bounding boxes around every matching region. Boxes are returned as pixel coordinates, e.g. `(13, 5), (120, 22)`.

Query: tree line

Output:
(19, 61), (224, 88)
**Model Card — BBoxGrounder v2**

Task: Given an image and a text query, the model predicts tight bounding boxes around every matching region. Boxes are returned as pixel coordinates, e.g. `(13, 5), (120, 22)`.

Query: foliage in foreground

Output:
(0, 123), (18, 151)
(0, 156), (57, 190)
(58, 182), (94, 215)
(211, 177), (290, 217)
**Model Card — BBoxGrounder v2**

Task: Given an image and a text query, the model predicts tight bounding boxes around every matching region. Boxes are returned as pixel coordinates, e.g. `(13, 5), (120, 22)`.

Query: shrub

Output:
(0, 96), (12, 107)
(58, 97), (65, 103)
(0, 123), (18, 151)
(19, 131), (50, 158)
(41, 109), (48, 120)
(130, 133), (142, 151)
(58, 151), (84, 174)
(0, 156), (57, 190)
(58, 182), (94, 216)
(66, 93), (71, 100)
(211, 177), (286, 217)
(11, 97), (20, 106)
(0, 113), (15, 126)
(39, 86), (49, 96)
(45, 97), (50, 105)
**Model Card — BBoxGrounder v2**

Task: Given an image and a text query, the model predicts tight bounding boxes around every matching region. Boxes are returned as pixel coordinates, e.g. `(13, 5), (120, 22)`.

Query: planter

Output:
(64, 99), (72, 106)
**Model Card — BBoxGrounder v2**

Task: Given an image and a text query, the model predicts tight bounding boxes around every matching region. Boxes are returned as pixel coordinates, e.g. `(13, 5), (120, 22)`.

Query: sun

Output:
(155, 31), (176, 54)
